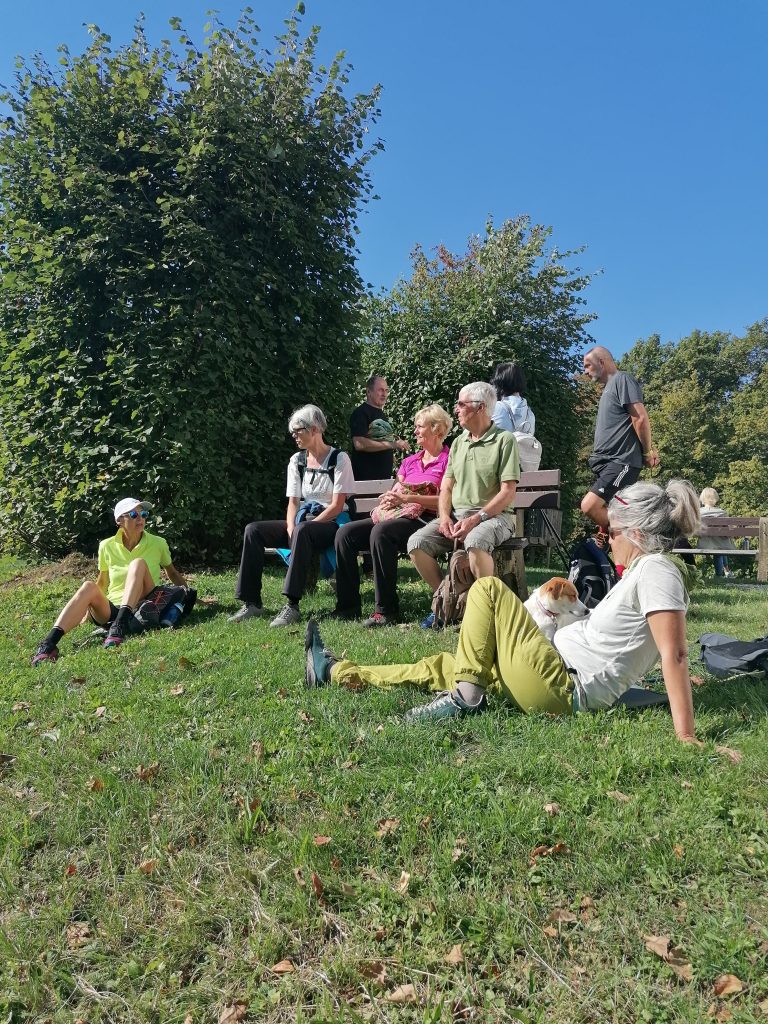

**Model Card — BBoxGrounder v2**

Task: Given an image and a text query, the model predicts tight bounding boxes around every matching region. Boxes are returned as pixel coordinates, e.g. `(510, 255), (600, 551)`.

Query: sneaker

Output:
(31, 643), (59, 667)
(420, 611), (444, 629)
(363, 612), (394, 628)
(403, 689), (488, 724)
(304, 619), (339, 688)
(103, 625), (125, 649)
(228, 603), (264, 623)
(269, 604), (302, 628)
(325, 607), (360, 622)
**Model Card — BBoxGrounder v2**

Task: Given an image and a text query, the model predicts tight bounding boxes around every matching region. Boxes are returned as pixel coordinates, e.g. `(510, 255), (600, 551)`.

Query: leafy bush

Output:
(0, 11), (380, 559)
(361, 219), (596, 524)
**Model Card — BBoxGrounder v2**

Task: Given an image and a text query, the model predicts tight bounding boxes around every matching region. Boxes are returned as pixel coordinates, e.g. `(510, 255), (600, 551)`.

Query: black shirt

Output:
(349, 402), (394, 480)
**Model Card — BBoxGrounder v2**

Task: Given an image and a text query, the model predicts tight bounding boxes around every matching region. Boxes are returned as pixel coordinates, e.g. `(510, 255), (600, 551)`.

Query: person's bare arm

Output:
(438, 477), (455, 537)
(353, 435), (409, 453)
(450, 480), (517, 540)
(627, 401), (660, 468)
(312, 493), (347, 523)
(164, 563), (187, 587)
(286, 496), (300, 538)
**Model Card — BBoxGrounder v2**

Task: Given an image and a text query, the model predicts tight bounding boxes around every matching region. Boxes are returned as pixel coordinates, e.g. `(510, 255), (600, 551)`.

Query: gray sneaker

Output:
(269, 604), (302, 628)
(403, 689), (487, 724)
(228, 603), (264, 623)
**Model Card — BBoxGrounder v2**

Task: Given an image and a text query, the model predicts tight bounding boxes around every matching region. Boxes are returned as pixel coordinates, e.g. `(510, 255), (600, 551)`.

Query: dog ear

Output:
(549, 579), (566, 600)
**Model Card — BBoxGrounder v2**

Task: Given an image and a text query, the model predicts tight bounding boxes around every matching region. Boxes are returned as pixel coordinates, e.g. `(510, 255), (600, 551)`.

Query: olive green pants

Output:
(332, 576), (573, 714)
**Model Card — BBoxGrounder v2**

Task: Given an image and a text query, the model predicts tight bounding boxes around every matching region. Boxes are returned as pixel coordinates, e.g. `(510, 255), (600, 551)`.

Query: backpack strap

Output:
(297, 449), (308, 483)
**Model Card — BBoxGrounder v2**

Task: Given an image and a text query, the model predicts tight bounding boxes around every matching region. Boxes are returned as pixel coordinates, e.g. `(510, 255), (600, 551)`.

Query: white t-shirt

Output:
(286, 448), (355, 508)
(553, 554), (689, 709)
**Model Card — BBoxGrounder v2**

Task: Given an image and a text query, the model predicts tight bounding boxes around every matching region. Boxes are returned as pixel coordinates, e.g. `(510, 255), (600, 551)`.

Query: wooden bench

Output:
(673, 516), (767, 582)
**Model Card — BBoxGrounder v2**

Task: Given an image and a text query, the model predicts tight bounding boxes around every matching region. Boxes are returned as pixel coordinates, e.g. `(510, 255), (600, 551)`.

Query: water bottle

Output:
(159, 600), (184, 629)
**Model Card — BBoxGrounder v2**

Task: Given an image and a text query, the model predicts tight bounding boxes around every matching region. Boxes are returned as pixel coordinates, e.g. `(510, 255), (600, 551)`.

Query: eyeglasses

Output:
(126, 509), (149, 520)
(290, 427), (309, 437)
(608, 528), (623, 539)
(455, 400), (482, 409)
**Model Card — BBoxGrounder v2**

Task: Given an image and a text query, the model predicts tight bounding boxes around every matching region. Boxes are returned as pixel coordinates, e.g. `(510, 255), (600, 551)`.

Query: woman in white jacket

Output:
(490, 361), (536, 435)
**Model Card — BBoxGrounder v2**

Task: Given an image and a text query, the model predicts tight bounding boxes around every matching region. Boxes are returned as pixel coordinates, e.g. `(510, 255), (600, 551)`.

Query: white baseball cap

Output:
(113, 497), (153, 521)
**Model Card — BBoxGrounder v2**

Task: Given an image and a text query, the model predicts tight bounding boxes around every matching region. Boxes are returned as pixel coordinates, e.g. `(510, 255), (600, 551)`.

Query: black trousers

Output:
(235, 519), (339, 606)
(334, 516), (424, 616)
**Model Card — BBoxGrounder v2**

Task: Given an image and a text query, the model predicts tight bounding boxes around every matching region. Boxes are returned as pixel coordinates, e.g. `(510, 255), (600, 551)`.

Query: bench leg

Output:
(493, 547), (528, 601)
(759, 518), (768, 583)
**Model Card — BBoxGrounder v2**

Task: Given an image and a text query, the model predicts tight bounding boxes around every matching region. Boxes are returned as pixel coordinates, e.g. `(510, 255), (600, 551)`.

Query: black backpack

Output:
(568, 537), (618, 609)
(699, 632), (768, 678)
(297, 448), (356, 517)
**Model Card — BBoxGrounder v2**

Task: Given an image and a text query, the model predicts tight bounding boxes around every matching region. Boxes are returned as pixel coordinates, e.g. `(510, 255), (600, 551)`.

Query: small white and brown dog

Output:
(524, 576), (589, 643)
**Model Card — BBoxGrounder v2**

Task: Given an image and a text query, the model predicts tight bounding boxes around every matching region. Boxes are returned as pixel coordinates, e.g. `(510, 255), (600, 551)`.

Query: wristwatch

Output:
(478, 511), (491, 523)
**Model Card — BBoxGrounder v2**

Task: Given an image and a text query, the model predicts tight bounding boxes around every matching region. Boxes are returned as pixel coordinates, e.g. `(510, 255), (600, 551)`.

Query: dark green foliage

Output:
(620, 321), (768, 515)
(361, 219), (596, 523)
(0, 11), (380, 559)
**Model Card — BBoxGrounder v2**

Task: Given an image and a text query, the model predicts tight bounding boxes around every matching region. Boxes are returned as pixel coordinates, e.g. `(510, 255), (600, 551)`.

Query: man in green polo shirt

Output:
(408, 382), (519, 623)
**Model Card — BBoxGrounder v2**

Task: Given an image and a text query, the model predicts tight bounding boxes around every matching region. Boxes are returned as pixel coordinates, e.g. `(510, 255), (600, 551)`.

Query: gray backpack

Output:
(699, 632), (768, 677)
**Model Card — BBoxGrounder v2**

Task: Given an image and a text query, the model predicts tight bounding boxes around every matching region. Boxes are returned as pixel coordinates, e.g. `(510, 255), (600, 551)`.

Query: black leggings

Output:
(235, 518), (339, 605)
(334, 516), (425, 615)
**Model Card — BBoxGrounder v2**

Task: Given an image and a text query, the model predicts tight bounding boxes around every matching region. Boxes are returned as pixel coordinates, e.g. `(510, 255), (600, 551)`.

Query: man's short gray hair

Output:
(461, 381), (496, 414)
(288, 404), (327, 434)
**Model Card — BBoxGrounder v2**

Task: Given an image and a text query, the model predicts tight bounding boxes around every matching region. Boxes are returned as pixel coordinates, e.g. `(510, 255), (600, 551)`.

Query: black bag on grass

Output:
(699, 632), (768, 678)
(568, 537), (618, 609)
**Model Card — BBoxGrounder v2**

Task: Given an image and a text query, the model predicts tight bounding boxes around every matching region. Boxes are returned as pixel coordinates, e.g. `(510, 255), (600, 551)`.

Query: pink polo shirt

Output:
(398, 447), (450, 489)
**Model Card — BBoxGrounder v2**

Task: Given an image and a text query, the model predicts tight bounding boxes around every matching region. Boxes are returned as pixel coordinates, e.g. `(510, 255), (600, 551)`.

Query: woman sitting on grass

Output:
(305, 480), (735, 752)
(229, 404), (354, 628)
(31, 498), (188, 664)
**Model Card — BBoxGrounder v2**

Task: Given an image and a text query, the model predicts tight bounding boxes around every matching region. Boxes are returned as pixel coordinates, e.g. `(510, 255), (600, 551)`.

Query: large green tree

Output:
(620, 320), (768, 515)
(361, 219), (596, 521)
(0, 10), (380, 559)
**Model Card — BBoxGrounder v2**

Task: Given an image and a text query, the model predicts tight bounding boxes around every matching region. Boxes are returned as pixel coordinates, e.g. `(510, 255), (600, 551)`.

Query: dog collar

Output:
(534, 596), (559, 621)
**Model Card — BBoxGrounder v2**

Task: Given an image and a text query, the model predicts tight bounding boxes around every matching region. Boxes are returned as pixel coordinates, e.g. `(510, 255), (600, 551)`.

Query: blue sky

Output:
(2, 0), (766, 357)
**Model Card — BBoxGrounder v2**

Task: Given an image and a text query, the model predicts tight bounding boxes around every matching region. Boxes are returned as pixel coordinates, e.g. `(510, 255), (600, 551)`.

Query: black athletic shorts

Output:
(589, 461), (641, 503)
(88, 601), (119, 626)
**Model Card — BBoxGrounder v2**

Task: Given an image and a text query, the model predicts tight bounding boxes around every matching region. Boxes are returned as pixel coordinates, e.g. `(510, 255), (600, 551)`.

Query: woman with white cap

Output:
(30, 497), (187, 664)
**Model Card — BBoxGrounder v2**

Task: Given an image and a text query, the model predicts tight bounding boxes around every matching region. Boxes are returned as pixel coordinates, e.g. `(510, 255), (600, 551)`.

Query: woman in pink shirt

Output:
(333, 404), (452, 626)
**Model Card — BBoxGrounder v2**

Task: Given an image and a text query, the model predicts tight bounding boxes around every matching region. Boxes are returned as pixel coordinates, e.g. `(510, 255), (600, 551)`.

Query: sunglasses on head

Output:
(126, 509), (149, 520)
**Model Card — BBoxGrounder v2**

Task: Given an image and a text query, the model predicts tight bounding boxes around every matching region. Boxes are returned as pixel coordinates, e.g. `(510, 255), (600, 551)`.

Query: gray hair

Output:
(288, 404), (327, 434)
(461, 381), (497, 415)
(699, 487), (719, 507)
(608, 479), (701, 554)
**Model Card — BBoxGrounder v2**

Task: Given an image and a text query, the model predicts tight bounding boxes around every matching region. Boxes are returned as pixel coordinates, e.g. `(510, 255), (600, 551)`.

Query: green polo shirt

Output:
(445, 424), (520, 510)
(98, 529), (172, 604)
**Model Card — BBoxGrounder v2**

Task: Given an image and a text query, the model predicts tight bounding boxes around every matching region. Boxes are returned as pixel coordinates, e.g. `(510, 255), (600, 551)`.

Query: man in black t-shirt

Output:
(349, 374), (409, 480)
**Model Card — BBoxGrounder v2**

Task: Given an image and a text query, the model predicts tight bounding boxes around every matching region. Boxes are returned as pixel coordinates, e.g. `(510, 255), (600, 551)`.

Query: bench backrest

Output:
(696, 516), (760, 538)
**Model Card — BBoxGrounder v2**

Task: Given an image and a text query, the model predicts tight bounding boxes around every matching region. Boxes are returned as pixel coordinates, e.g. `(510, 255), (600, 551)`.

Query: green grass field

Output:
(1, 556), (767, 1023)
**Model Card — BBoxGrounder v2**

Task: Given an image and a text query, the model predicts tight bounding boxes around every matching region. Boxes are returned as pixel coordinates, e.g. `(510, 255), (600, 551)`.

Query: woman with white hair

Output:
(698, 486), (735, 577)
(230, 404), (354, 628)
(304, 480), (737, 756)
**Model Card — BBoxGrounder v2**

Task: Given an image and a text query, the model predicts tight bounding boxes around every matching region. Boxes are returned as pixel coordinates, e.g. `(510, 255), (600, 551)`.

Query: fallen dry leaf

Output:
(579, 896), (595, 911)
(298, 710), (314, 724)
(94, 705), (106, 718)
(183, 1015), (194, 1024)
(178, 656), (194, 670)
(375, 817), (400, 838)
(313, 835), (332, 847)
(251, 741), (265, 760)
(542, 925), (559, 938)
(673, 844), (685, 859)
(713, 974), (743, 997)
(271, 959), (295, 975)
(292, 867), (305, 887)
(136, 762), (160, 782)
(529, 842), (570, 866)
(386, 983), (417, 1004)
(65, 863), (77, 877)
(643, 934), (693, 980)
(715, 745), (743, 764)
(219, 1003), (248, 1023)
(66, 922), (91, 948)
(11, 701), (30, 712)
(606, 789), (631, 802)
(360, 961), (388, 986)
(42, 729), (60, 742)
(375, 723), (384, 733)
(311, 871), (324, 899)
(86, 777), (104, 792)
(70, 676), (87, 685)
(157, 659), (167, 672)
(169, 685), (185, 696)
(395, 870), (411, 894)
(1, 753), (17, 770)
(276, 687), (288, 698)
(444, 944), (464, 965)
(681, 780), (694, 790)
(547, 909), (578, 925)
(341, 882), (355, 896)
(198, 595), (218, 605)
(544, 802), (561, 816)
(690, 673), (706, 686)
(139, 858), (159, 874)
(758, 997), (768, 1015)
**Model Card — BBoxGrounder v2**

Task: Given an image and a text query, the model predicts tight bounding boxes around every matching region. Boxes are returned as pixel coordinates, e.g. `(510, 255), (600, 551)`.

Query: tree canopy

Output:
(0, 10), (380, 559)
(361, 218), (596, 518)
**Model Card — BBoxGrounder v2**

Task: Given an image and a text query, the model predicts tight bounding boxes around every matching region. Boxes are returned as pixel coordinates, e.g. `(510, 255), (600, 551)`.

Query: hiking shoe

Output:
(403, 689), (487, 724)
(363, 612), (394, 628)
(31, 643), (59, 667)
(325, 607), (360, 622)
(103, 625), (125, 649)
(270, 604), (302, 628)
(228, 603), (264, 623)
(304, 619), (338, 688)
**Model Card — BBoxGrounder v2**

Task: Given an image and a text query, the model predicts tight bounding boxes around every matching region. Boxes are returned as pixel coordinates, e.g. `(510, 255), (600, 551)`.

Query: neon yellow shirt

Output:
(97, 529), (172, 604)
